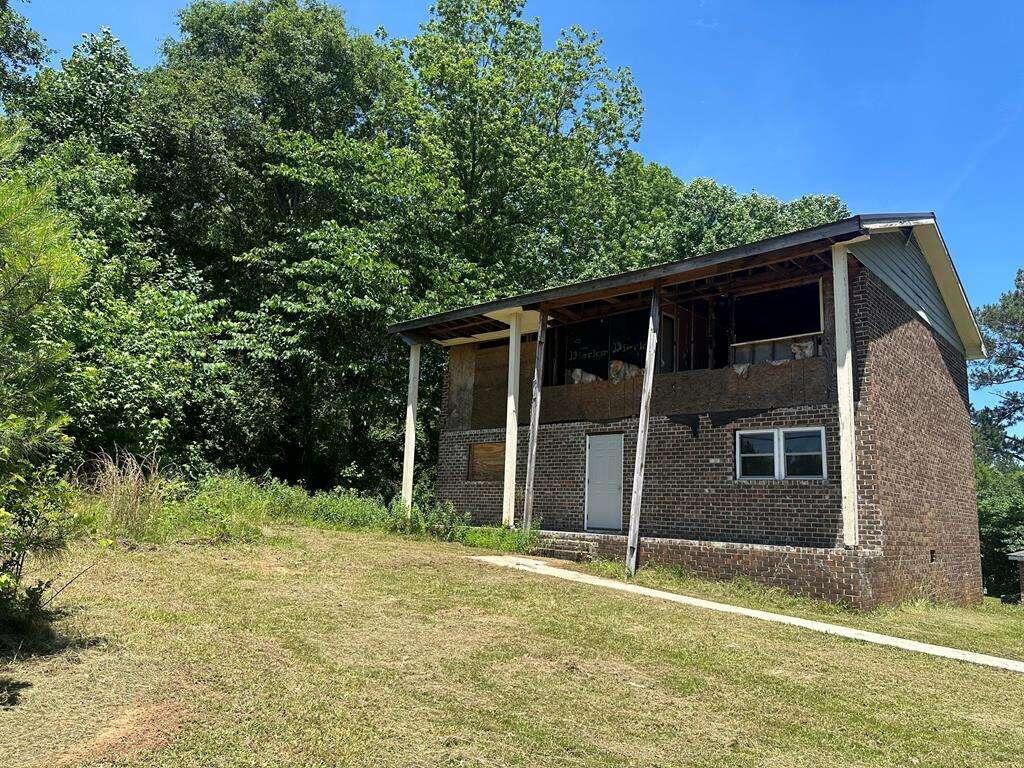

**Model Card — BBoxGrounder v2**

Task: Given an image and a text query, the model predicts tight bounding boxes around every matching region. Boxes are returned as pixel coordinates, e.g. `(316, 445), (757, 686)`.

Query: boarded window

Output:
(468, 442), (504, 481)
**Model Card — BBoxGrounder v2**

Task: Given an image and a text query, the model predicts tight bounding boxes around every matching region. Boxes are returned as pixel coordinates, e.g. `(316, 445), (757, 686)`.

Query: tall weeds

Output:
(81, 452), (181, 542)
(74, 453), (534, 553)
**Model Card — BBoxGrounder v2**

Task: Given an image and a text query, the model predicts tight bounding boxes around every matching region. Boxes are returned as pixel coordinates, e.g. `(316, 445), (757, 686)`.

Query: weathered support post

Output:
(522, 310), (548, 531)
(501, 311), (522, 527)
(831, 245), (859, 546)
(626, 290), (661, 575)
(400, 341), (422, 516)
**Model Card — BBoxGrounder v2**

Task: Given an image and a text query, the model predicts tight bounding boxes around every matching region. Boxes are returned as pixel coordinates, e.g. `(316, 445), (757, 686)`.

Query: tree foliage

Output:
(973, 268), (1024, 428)
(974, 459), (1024, 596)
(0, 126), (82, 618)
(2, 0), (849, 498)
(0, 0), (45, 102)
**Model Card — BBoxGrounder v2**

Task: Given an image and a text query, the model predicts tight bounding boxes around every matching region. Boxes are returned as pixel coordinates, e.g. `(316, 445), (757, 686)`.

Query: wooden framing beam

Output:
(522, 310), (547, 531)
(400, 342), (421, 514)
(532, 243), (831, 313)
(626, 289), (661, 575)
(501, 311), (522, 527)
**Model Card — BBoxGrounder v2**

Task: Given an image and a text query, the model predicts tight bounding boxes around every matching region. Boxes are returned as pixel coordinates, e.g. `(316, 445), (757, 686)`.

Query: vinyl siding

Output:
(850, 231), (964, 352)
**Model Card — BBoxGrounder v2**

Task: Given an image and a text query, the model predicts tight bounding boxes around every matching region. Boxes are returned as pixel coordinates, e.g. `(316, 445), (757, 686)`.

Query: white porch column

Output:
(501, 311), (522, 527)
(400, 342), (421, 514)
(831, 245), (859, 546)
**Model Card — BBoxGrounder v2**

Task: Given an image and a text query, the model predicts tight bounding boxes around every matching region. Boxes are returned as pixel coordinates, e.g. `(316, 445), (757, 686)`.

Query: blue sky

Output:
(21, 0), (1024, 403)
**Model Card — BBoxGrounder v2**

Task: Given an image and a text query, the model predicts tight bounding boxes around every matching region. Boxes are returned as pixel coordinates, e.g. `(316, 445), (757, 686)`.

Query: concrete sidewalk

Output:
(472, 554), (1024, 675)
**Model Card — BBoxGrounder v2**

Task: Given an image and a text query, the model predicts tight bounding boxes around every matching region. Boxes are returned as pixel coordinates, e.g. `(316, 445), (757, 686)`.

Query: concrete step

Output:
(532, 534), (598, 563)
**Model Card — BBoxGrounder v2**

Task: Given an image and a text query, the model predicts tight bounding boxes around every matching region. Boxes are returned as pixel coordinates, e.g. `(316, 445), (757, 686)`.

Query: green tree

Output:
(974, 460), (1024, 596)
(11, 31), (236, 471)
(0, 0), (46, 103)
(405, 0), (643, 296)
(973, 268), (1024, 428)
(972, 406), (1024, 469)
(0, 125), (82, 620)
(971, 269), (1024, 593)
(10, 27), (143, 157)
(137, 0), (439, 488)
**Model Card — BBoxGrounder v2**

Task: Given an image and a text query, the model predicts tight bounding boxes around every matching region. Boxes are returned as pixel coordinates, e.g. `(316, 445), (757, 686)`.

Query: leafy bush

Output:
(975, 460), (1024, 596)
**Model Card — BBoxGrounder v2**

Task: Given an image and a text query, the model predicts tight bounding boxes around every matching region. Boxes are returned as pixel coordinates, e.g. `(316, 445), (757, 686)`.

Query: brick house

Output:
(390, 214), (986, 608)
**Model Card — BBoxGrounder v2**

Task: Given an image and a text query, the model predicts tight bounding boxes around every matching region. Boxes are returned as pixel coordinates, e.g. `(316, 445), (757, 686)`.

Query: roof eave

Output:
(389, 215), (868, 339)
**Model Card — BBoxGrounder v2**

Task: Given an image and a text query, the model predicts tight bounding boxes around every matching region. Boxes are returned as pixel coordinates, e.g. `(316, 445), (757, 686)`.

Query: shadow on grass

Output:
(0, 677), (32, 707)
(0, 606), (105, 709)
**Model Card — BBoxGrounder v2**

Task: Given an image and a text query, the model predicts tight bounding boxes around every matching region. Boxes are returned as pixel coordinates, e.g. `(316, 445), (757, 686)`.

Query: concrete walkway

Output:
(472, 554), (1024, 675)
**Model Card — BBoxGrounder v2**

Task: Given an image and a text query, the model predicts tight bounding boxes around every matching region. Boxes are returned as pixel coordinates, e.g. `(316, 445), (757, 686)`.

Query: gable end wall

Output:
(851, 264), (982, 604)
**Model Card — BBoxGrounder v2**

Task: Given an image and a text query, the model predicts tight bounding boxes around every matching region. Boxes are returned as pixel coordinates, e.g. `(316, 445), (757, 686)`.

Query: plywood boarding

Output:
(468, 442), (504, 481)
(446, 344), (476, 431)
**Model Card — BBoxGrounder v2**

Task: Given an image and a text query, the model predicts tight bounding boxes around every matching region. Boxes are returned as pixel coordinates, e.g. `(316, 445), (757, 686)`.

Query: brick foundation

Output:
(537, 530), (885, 609)
(441, 405), (843, 548)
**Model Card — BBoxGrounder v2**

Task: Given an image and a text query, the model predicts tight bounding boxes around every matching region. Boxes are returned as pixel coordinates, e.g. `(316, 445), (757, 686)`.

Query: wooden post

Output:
(626, 290), (661, 575)
(501, 311), (522, 527)
(832, 245), (859, 546)
(522, 310), (547, 531)
(400, 342), (421, 516)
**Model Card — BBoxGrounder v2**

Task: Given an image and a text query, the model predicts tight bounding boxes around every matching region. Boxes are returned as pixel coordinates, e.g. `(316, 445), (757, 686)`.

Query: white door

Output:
(585, 434), (624, 531)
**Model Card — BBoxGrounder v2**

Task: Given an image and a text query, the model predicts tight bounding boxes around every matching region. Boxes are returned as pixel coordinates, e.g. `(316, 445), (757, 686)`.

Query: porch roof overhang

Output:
(388, 213), (986, 359)
(1010, 551), (1024, 562)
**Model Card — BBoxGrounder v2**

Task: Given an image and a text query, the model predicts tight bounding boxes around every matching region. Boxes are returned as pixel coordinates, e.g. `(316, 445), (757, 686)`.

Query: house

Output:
(389, 213), (986, 608)
(1012, 551), (1024, 598)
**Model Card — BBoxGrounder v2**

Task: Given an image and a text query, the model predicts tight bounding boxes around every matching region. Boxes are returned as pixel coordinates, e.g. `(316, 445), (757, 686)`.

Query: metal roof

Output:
(388, 212), (985, 358)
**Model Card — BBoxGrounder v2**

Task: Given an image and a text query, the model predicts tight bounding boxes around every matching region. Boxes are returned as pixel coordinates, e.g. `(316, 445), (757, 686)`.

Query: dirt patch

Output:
(46, 701), (187, 767)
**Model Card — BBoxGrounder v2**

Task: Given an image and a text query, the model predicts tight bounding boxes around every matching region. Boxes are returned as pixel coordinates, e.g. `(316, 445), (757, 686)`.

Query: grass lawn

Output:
(577, 559), (1024, 662)
(3, 527), (1024, 767)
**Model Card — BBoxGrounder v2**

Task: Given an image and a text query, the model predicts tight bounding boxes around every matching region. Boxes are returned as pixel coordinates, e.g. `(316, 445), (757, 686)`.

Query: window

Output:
(735, 427), (826, 480)
(736, 430), (777, 478)
(782, 429), (825, 478)
(468, 442), (504, 481)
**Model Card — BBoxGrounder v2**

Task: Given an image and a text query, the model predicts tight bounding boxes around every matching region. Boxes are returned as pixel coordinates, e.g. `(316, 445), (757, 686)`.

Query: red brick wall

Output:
(851, 265), (982, 604)
(440, 404), (844, 547)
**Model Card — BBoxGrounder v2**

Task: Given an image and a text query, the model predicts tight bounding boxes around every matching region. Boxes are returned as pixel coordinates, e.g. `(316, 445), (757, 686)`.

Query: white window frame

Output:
(735, 429), (779, 480)
(735, 426), (827, 480)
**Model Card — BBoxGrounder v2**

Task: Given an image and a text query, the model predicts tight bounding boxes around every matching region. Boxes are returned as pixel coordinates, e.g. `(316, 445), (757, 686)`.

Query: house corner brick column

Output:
(831, 244), (859, 547)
